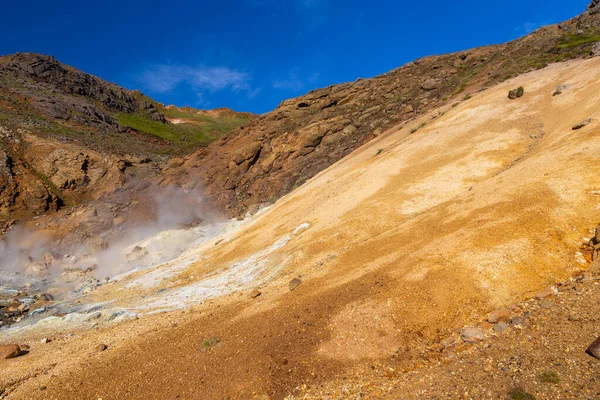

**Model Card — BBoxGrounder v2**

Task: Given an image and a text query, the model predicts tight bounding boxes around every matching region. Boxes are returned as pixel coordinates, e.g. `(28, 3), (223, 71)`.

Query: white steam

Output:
(0, 186), (226, 293)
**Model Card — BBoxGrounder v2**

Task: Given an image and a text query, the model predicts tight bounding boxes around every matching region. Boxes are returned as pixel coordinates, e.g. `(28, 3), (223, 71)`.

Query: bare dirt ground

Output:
(2, 57), (600, 399)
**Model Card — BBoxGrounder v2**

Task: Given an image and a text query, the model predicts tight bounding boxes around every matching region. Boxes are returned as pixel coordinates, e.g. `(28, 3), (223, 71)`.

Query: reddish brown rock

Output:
(586, 336), (600, 359)
(536, 286), (558, 300)
(0, 344), (22, 359)
(487, 309), (511, 323)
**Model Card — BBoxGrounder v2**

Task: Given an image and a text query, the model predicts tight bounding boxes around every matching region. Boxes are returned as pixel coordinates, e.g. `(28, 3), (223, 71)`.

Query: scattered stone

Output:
(510, 316), (527, 326)
(553, 84), (568, 96)
(488, 309), (510, 323)
(586, 336), (600, 359)
(441, 334), (460, 349)
(36, 293), (54, 302)
(478, 321), (492, 330)
(40, 337), (51, 344)
(249, 289), (262, 299)
(39, 386), (46, 391)
(493, 322), (509, 333)
(0, 286), (20, 297)
(281, 358), (289, 365)
(572, 118), (592, 130)
(461, 327), (485, 343)
(95, 344), (108, 352)
(536, 286), (558, 299)
(540, 299), (555, 309)
(127, 246), (149, 262)
(0, 344), (22, 359)
(591, 42), (600, 57)
(289, 278), (302, 291)
(25, 261), (49, 278)
(77, 278), (100, 294)
(508, 87), (525, 99)
(420, 78), (441, 91)
(43, 252), (56, 264)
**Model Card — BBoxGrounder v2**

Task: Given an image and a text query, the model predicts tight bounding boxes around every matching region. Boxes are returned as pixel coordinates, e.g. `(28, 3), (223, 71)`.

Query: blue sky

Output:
(0, 0), (589, 113)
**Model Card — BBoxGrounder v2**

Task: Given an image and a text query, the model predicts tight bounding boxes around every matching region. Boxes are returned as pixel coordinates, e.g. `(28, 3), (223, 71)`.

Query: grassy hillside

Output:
(115, 108), (252, 153)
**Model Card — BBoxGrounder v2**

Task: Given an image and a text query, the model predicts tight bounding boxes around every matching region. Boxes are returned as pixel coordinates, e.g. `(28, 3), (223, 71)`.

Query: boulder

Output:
(586, 336), (600, 359)
(461, 327), (485, 343)
(420, 78), (441, 91)
(572, 118), (592, 130)
(0, 344), (22, 359)
(487, 308), (510, 323)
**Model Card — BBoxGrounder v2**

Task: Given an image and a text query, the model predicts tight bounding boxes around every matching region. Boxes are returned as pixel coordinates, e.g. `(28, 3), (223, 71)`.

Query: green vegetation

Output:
(537, 371), (561, 384)
(558, 31), (600, 49)
(509, 387), (536, 400)
(201, 337), (221, 351)
(463, 94), (472, 100)
(117, 109), (251, 149)
(517, 87), (525, 97)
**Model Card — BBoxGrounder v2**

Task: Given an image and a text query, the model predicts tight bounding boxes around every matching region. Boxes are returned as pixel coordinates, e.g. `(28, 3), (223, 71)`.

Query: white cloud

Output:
(139, 64), (252, 97)
(272, 68), (304, 91)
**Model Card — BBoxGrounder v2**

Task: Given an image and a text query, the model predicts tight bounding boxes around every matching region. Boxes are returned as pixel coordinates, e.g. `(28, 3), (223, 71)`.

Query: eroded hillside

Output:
(2, 53), (599, 399)
(0, 53), (253, 228)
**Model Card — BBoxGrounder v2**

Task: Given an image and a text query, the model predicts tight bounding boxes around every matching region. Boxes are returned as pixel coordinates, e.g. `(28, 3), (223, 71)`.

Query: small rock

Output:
(441, 334), (460, 349)
(553, 84), (568, 96)
(249, 289), (262, 299)
(37, 293), (54, 302)
(493, 322), (509, 333)
(25, 262), (49, 278)
(540, 299), (555, 309)
(488, 308), (510, 323)
(591, 42), (600, 57)
(510, 316), (527, 326)
(0, 344), (22, 359)
(95, 344), (108, 352)
(40, 386), (47, 391)
(508, 87), (524, 99)
(281, 358), (289, 365)
(40, 338), (51, 344)
(461, 327), (485, 343)
(535, 286), (558, 299)
(586, 336), (600, 359)
(483, 363), (494, 372)
(289, 278), (302, 291)
(572, 118), (592, 130)
(478, 321), (492, 330)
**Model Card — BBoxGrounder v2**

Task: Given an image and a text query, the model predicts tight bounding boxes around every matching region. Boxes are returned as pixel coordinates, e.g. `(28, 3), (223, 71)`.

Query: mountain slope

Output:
(0, 53), (253, 228)
(162, 2), (600, 217)
(3, 53), (600, 400)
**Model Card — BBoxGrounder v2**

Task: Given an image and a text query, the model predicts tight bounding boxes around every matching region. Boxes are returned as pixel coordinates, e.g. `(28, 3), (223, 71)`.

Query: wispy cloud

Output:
(273, 68), (304, 91)
(515, 21), (547, 36)
(272, 68), (320, 92)
(138, 64), (253, 100)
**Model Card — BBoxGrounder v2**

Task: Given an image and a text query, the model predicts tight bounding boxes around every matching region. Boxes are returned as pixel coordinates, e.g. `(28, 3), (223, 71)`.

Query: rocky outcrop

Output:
(1, 53), (165, 125)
